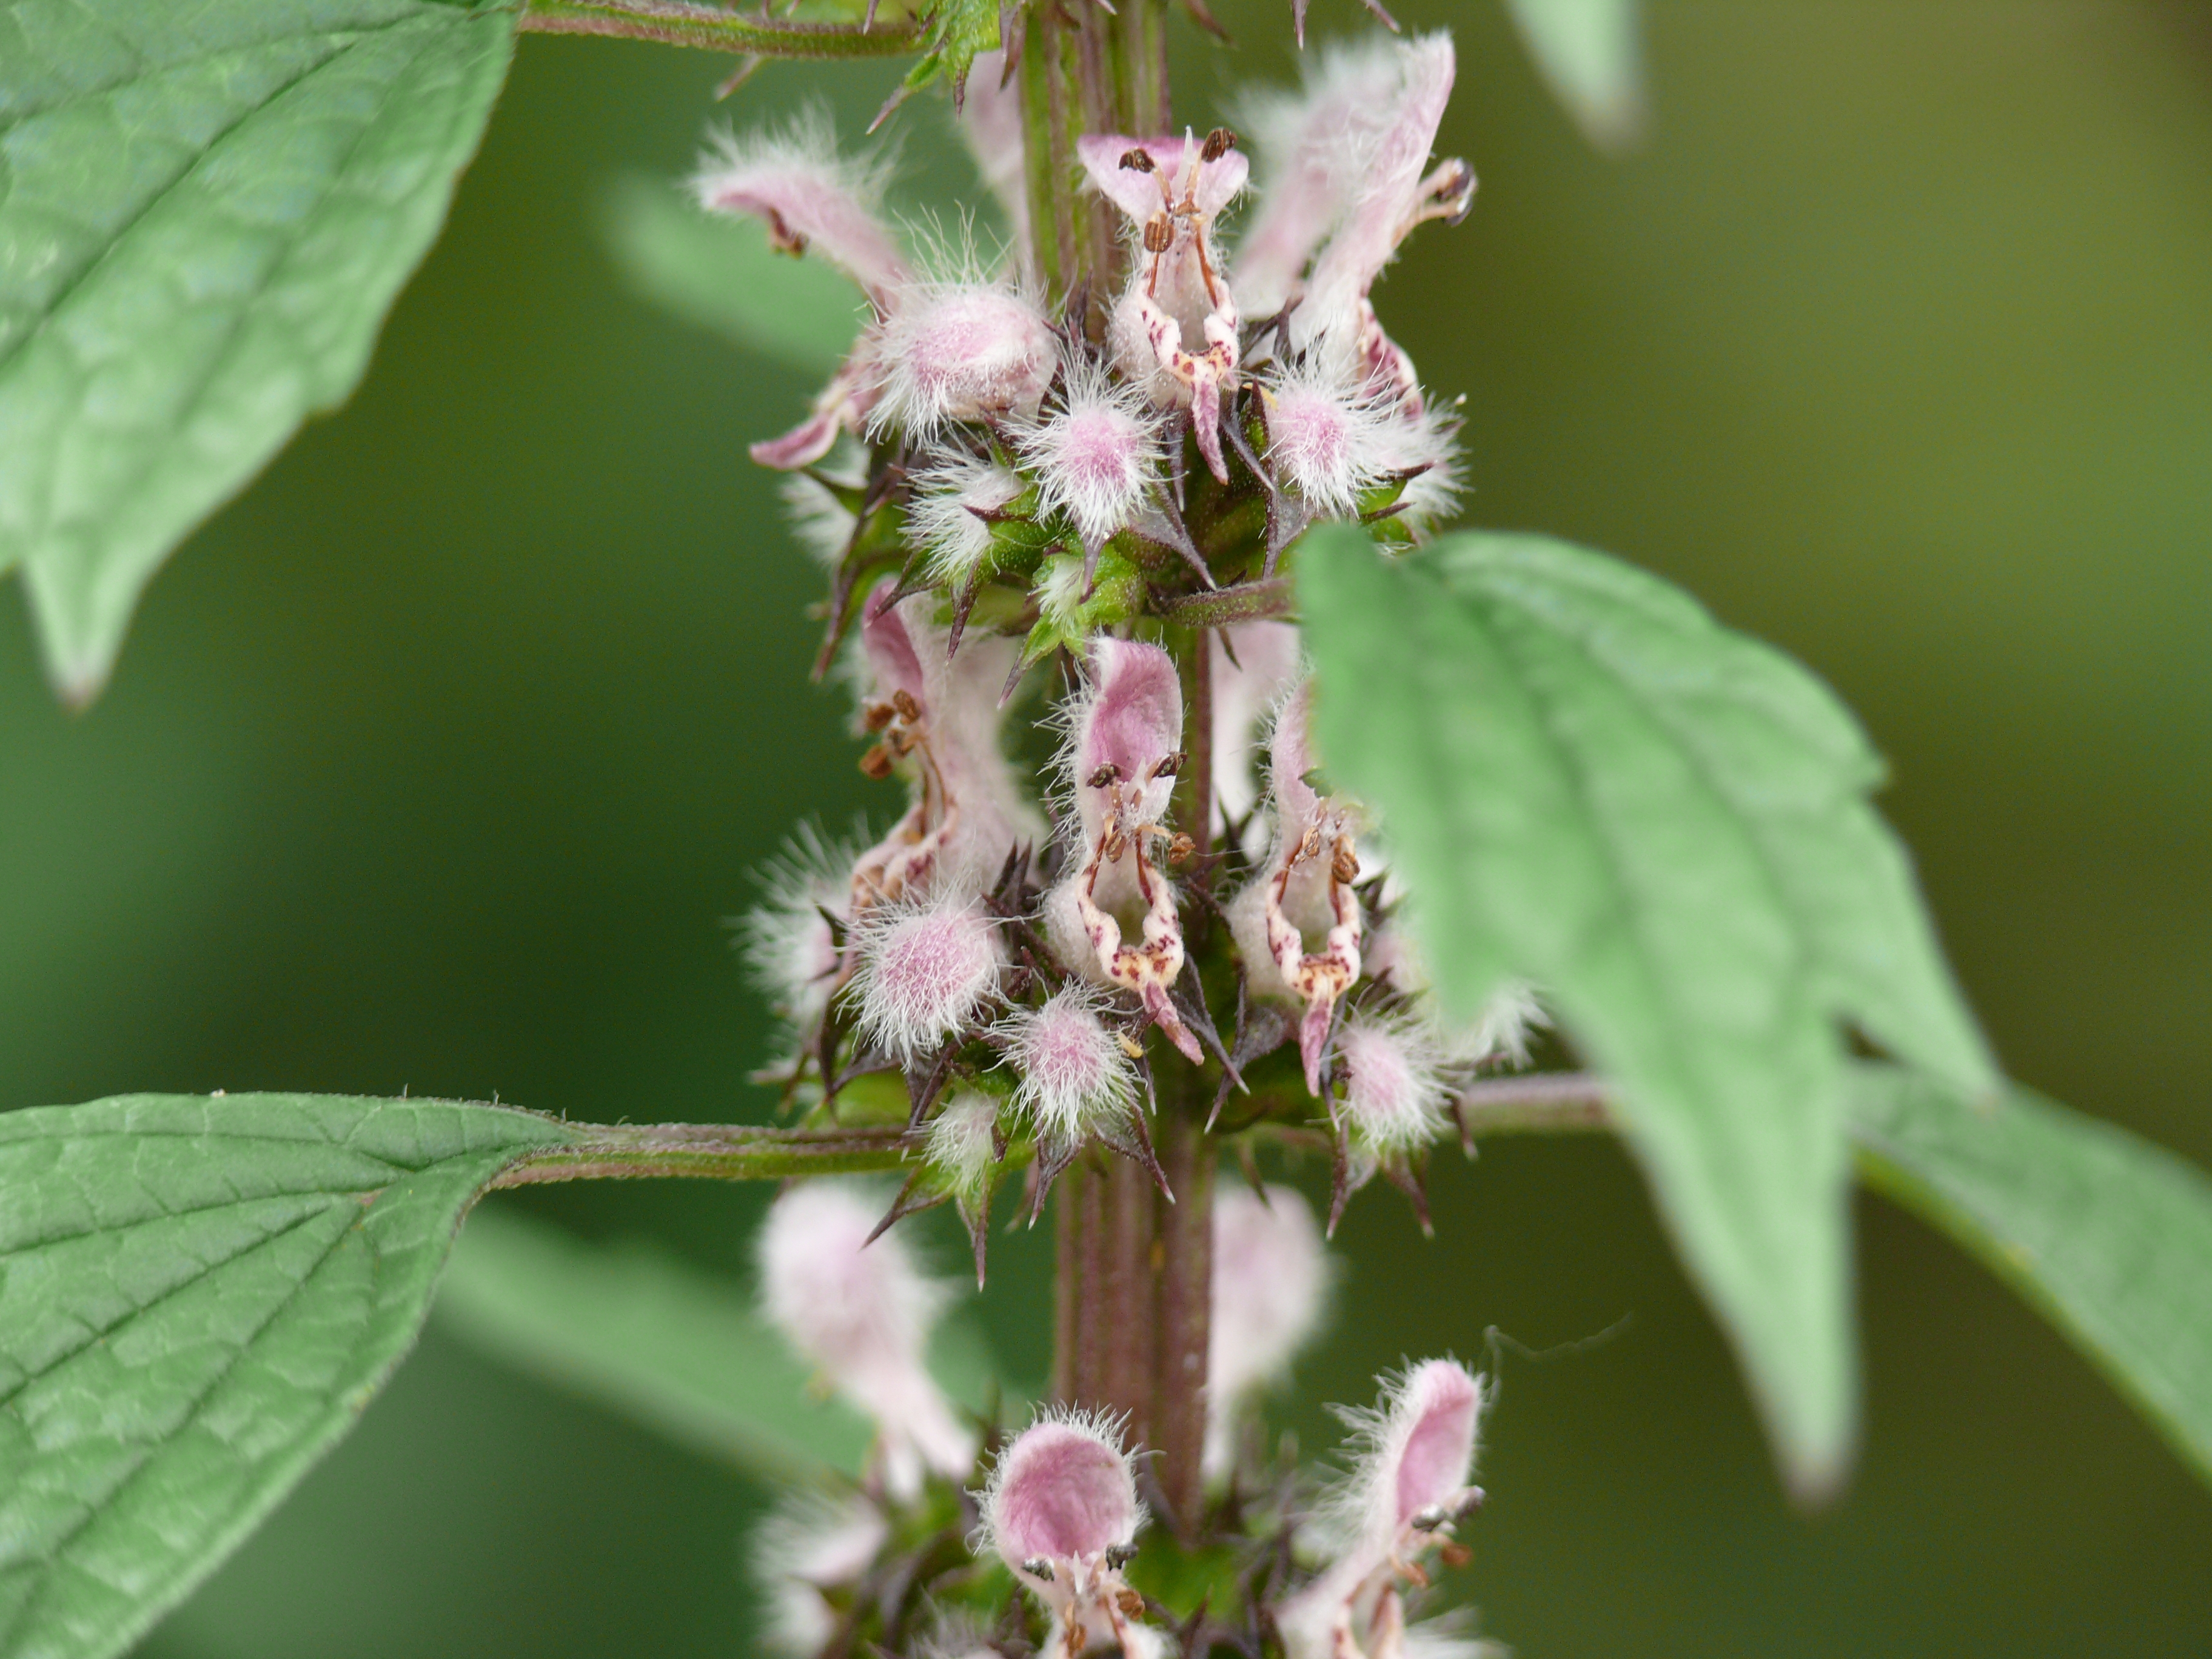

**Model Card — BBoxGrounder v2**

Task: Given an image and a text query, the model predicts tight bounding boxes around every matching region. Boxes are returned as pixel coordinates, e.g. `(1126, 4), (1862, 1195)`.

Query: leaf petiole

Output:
(516, 0), (925, 58)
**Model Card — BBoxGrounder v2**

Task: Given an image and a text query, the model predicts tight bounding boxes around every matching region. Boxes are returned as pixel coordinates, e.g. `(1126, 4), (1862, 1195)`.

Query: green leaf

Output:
(437, 1205), (1010, 1483)
(1299, 527), (1994, 1495)
(1849, 1066), (2212, 1489)
(898, 0), (999, 107)
(597, 175), (860, 378)
(0, 0), (514, 701)
(0, 1092), (579, 1659)
(1500, 0), (1644, 151)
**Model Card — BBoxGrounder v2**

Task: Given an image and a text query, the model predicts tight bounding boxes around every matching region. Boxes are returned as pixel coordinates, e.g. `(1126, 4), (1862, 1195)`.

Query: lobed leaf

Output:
(598, 175), (860, 378)
(437, 1205), (1013, 1482)
(0, 1093), (580, 1659)
(1849, 1066), (2212, 1489)
(1299, 527), (1993, 1495)
(1500, 0), (1645, 151)
(0, 0), (514, 700)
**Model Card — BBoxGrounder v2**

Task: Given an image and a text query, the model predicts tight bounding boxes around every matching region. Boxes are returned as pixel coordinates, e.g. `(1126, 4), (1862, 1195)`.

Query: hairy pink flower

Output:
(845, 584), (1041, 914)
(743, 822), (858, 1036)
(996, 985), (1142, 1147)
(1082, 129), (1249, 481)
(1278, 1361), (1487, 1659)
(694, 114), (908, 308)
(1205, 1183), (1331, 1479)
(1232, 41), (1416, 317)
(752, 1493), (890, 1657)
(1295, 36), (1472, 369)
(1044, 637), (1202, 1061)
(1208, 622), (1305, 848)
(757, 1182), (976, 1498)
(845, 891), (1005, 1062)
(980, 1411), (1156, 1659)
(870, 283), (1057, 440)
(1229, 681), (1364, 1091)
(1019, 356), (1162, 552)
(1262, 355), (1394, 517)
(1336, 1011), (1449, 1155)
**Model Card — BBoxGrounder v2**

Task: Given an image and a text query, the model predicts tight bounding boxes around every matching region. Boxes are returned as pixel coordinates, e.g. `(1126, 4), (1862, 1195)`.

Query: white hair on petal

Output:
(1017, 351), (1165, 551)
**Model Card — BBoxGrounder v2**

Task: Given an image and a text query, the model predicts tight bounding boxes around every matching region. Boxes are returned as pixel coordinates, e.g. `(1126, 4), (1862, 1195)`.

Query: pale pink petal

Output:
(695, 119), (910, 310)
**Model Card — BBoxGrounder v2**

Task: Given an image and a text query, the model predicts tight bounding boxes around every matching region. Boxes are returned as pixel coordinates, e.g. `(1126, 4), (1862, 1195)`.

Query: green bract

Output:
(1299, 526), (1994, 1495)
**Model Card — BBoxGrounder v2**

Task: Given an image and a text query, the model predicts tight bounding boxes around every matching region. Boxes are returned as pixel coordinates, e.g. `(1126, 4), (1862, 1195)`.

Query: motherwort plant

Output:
(10, 4), (2211, 1658)
(717, 28), (1525, 1651)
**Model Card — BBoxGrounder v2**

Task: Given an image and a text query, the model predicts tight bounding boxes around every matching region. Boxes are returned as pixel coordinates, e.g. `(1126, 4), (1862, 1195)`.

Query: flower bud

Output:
(1019, 357), (1163, 552)
(1336, 1011), (1449, 1155)
(757, 1182), (977, 1499)
(871, 283), (1057, 440)
(1205, 1184), (1331, 1479)
(845, 891), (1005, 1064)
(996, 985), (1142, 1149)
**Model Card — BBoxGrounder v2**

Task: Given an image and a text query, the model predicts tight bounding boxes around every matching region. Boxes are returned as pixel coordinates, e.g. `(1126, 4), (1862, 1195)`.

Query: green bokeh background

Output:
(4, 1), (2210, 1652)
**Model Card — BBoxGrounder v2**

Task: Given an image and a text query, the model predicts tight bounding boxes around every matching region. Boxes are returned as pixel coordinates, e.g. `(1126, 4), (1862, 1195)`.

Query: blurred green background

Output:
(4, 1), (2209, 1652)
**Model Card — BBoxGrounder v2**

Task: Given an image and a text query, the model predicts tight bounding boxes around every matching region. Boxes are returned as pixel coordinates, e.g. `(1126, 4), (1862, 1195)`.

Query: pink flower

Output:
(996, 985), (1143, 1150)
(1289, 36), (1473, 385)
(1208, 621), (1305, 849)
(979, 1411), (1156, 1659)
(751, 1492), (890, 1656)
(757, 1182), (977, 1499)
(1228, 680), (1364, 1092)
(1081, 129), (1250, 482)
(908, 454), (1030, 587)
(1278, 1361), (1487, 1659)
(845, 584), (1041, 917)
(694, 113), (908, 307)
(1019, 355), (1163, 552)
(868, 280), (1057, 441)
(1044, 637), (1203, 1062)
(743, 822), (859, 1037)
(1205, 1183), (1332, 1479)
(1336, 1011), (1449, 1155)
(845, 891), (1005, 1063)
(1261, 354), (1395, 517)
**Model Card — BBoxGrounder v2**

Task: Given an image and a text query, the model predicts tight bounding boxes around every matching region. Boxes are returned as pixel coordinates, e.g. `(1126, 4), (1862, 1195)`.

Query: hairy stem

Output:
(488, 1121), (920, 1186)
(515, 0), (924, 56)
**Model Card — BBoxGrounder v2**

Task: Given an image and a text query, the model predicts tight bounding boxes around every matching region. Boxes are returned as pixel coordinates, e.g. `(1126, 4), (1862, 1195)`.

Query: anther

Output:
(1200, 126), (1237, 162)
(1118, 148), (1157, 173)
(1087, 763), (1122, 789)
(1104, 1541), (1139, 1569)
(1151, 749), (1185, 780)
(1021, 1557), (1055, 1583)
(1410, 1504), (1450, 1533)
(862, 701), (896, 732)
(859, 743), (896, 780)
(1143, 217), (1173, 255)
(1331, 839), (1361, 884)
(891, 688), (922, 722)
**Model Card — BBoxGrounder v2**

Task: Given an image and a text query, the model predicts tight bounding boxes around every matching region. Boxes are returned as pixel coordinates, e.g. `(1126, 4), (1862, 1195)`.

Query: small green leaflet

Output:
(0, 1093), (580, 1659)
(598, 176), (860, 379)
(1299, 527), (1994, 1496)
(437, 1205), (1013, 1481)
(1850, 1067), (2212, 1488)
(1500, 0), (1644, 150)
(0, 0), (514, 702)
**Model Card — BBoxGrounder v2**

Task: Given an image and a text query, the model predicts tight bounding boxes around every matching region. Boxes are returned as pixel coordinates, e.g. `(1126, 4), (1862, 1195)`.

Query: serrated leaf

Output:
(1849, 1065), (2212, 1490)
(0, 1091), (580, 1659)
(1501, 0), (1644, 150)
(1299, 526), (1994, 1495)
(0, 0), (514, 701)
(597, 175), (860, 379)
